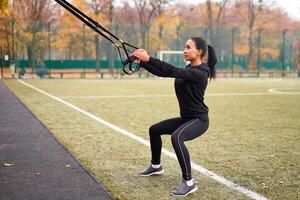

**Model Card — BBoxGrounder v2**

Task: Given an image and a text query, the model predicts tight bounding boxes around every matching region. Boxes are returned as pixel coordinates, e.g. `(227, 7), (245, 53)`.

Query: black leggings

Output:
(149, 117), (209, 181)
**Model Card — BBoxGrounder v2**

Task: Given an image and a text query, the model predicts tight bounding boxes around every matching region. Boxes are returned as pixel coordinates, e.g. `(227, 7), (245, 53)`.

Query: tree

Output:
(244, 0), (263, 70)
(86, 0), (115, 75)
(88, 0), (114, 72)
(54, 2), (83, 60)
(0, 0), (11, 61)
(133, 0), (170, 49)
(0, 0), (8, 13)
(149, 8), (180, 51)
(205, 0), (230, 59)
(114, 2), (139, 46)
(106, 0), (114, 76)
(13, 0), (57, 68)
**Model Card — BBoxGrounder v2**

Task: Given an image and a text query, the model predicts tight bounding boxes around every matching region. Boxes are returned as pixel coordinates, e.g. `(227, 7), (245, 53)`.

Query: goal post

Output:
(157, 51), (189, 67)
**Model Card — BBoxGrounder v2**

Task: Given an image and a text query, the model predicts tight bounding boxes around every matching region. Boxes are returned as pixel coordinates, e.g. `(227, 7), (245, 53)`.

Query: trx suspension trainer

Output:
(54, 0), (139, 75)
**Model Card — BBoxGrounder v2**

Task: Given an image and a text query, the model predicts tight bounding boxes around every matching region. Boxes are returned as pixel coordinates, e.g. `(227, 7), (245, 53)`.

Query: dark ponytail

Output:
(207, 45), (217, 80)
(190, 37), (217, 80)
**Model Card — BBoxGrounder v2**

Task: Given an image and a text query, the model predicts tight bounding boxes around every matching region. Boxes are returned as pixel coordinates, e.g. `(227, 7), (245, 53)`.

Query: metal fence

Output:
(1, 19), (299, 78)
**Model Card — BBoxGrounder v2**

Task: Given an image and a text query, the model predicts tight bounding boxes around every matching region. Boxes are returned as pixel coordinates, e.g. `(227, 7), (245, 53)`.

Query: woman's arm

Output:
(147, 57), (207, 81)
(140, 61), (168, 77)
(133, 49), (207, 81)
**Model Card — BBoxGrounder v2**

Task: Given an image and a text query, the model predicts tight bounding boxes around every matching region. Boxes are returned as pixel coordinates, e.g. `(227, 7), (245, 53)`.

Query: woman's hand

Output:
(132, 49), (150, 62)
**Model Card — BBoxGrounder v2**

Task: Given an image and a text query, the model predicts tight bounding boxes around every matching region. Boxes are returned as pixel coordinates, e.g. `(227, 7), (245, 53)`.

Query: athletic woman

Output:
(132, 37), (217, 197)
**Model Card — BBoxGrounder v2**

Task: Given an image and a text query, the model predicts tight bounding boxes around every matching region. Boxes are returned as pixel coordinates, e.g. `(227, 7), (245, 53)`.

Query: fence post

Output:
(176, 25), (181, 64)
(146, 24), (150, 51)
(48, 21), (51, 78)
(48, 22), (51, 61)
(11, 20), (15, 76)
(282, 29), (288, 77)
(11, 20), (15, 61)
(256, 28), (262, 77)
(231, 28), (236, 77)
(176, 25), (180, 51)
(204, 27), (209, 43)
(82, 23), (86, 78)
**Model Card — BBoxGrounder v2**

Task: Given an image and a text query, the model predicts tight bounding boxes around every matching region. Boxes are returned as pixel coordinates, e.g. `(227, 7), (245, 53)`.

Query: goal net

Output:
(157, 51), (189, 68)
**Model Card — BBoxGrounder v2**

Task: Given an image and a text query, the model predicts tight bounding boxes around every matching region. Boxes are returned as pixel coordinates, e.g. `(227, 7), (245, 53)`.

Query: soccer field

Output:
(4, 78), (300, 200)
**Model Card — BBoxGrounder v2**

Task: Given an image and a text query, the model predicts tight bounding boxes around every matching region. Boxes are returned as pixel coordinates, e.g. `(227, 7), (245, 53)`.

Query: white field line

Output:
(59, 93), (269, 99)
(268, 88), (300, 95)
(60, 87), (300, 99)
(59, 94), (175, 99)
(18, 79), (268, 200)
(59, 90), (298, 99)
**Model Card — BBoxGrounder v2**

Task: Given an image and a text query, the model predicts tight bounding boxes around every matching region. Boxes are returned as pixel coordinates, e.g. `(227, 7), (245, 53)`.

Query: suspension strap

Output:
(54, 0), (140, 74)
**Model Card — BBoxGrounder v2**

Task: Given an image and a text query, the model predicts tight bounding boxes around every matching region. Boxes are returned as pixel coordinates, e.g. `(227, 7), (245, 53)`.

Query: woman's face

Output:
(183, 39), (201, 62)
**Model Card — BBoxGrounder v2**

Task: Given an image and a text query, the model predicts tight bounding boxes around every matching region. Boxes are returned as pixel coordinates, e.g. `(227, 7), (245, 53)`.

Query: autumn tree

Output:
(4, 0), (299, 73)
(150, 9), (181, 51)
(133, 0), (171, 49)
(205, 0), (230, 46)
(54, 2), (84, 60)
(13, 0), (57, 67)
(87, 0), (114, 72)
(114, 2), (139, 45)
(0, 0), (11, 61)
(233, 0), (264, 70)
(0, 0), (8, 11)
(205, 0), (230, 66)
(294, 22), (300, 73)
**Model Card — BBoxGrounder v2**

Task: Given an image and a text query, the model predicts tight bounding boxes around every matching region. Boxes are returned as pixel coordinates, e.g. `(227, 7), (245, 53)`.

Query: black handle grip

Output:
(123, 55), (136, 66)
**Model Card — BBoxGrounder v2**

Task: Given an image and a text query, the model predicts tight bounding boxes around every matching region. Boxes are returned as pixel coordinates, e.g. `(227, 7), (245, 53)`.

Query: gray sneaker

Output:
(171, 179), (198, 197)
(139, 165), (164, 176)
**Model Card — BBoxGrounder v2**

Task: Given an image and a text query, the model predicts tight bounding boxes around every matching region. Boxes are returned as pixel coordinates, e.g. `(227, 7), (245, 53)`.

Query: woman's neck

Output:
(191, 59), (202, 67)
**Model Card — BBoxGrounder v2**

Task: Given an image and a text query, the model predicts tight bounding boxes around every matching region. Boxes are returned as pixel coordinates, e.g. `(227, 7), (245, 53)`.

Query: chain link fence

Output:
(1, 19), (299, 78)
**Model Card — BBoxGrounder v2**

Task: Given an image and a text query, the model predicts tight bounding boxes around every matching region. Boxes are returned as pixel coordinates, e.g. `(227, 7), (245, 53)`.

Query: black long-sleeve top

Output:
(141, 57), (210, 120)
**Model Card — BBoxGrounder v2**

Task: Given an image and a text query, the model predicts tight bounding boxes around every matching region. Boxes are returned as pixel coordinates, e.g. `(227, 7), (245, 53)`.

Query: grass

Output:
(4, 78), (300, 200)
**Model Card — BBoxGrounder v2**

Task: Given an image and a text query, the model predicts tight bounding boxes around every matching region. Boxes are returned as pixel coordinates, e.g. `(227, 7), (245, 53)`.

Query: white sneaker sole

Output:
(171, 186), (198, 197)
(139, 169), (164, 177)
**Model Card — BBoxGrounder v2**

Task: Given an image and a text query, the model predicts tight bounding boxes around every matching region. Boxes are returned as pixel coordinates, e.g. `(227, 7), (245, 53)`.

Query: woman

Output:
(132, 37), (217, 197)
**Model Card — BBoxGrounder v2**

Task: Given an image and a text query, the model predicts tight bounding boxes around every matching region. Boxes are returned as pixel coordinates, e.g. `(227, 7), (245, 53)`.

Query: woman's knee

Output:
(171, 132), (180, 145)
(149, 124), (160, 137)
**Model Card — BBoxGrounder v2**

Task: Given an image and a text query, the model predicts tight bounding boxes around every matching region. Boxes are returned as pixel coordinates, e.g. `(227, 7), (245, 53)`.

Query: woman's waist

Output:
(180, 112), (209, 121)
